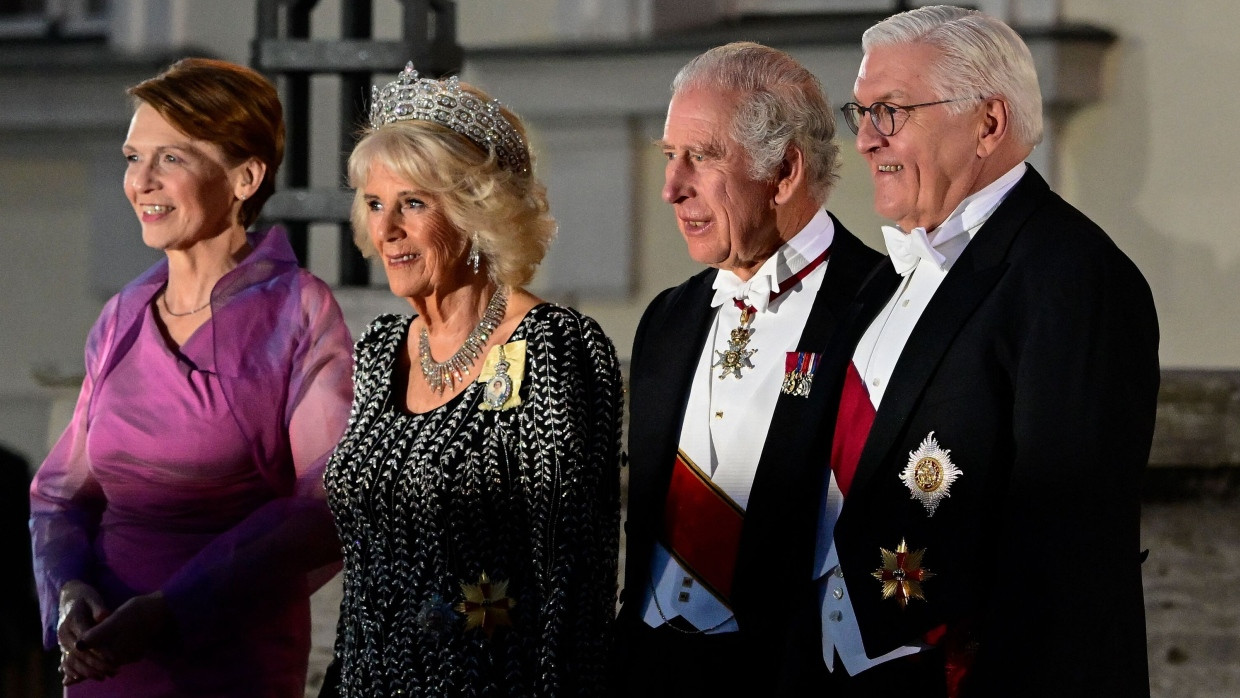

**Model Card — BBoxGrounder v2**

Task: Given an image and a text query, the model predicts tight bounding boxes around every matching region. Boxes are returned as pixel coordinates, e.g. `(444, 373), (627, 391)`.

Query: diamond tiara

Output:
(368, 62), (531, 174)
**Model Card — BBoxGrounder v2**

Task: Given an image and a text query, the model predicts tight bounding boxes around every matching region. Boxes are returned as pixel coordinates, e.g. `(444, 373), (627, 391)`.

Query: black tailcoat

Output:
(620, 216), (883, 676)
(815, 167), (1158, 696)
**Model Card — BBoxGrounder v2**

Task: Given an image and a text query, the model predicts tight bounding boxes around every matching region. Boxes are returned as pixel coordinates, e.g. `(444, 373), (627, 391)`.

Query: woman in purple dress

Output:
(29, 58), (353, 697)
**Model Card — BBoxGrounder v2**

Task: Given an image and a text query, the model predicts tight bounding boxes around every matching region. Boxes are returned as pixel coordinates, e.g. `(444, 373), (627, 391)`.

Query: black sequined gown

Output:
(324, 304), (623, 697)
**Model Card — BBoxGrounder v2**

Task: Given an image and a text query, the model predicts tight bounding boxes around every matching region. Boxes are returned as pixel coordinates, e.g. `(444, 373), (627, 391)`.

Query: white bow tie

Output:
(882, 225), (947, 276)
(711, 272), (775, 314)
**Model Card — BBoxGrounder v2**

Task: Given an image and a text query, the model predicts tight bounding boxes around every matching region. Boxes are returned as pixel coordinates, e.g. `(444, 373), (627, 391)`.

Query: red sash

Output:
(923, 622), (978, 697)
(661, 450), (744, 605)
(830, 362), (875, 495)
(833, 364), (975, 693)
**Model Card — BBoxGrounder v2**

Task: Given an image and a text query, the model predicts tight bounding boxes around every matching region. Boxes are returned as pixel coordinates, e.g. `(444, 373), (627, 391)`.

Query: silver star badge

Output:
(899, 431), (963, 516)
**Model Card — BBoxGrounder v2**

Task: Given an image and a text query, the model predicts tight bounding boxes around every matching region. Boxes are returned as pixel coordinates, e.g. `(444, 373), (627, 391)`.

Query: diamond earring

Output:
(468, 239), (481, 274)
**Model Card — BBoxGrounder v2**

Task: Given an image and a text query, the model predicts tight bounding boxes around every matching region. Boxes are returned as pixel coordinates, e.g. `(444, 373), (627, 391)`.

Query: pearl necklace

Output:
(419, 286), (508, 394)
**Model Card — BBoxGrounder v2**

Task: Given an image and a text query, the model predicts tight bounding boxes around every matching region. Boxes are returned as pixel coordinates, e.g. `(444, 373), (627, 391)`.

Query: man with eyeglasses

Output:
(614, 42), (883, 696)
(797, 6), (1159, 696)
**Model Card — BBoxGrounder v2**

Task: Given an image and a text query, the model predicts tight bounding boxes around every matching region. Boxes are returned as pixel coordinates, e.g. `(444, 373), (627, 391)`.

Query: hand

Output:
(77, 591), (172, 668)
(56, 580), (116, 685)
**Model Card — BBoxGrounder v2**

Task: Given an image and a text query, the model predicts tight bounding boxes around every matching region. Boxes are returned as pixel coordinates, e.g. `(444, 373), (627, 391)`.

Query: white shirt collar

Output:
(882, 162), (1026, 275)
(933, 161), (1027, 247)
(711, 208), (836, 312)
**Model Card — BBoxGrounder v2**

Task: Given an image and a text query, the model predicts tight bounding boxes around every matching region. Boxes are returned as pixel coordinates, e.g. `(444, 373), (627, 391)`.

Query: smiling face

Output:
(660, 86), (781, 279)
(852, 42), (989, 233)
(123, 103), (249, 250)
(363, 163), (468, 302)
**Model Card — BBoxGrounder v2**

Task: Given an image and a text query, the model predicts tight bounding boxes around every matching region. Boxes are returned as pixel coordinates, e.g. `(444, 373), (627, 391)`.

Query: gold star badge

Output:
(455, 572), (515, 637)
(872, 539), (935, 609)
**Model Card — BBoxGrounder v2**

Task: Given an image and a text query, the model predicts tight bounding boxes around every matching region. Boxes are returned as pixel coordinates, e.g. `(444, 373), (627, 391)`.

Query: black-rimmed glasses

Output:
(840, 99), (972, 137)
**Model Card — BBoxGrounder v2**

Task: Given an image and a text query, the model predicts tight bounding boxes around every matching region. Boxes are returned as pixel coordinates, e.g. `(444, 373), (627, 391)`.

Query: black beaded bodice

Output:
(324, 304), (622, 697)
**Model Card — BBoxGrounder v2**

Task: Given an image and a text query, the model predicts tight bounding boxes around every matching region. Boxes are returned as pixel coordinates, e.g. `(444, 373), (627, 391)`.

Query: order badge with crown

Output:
(899, 431), (962, 516)
(477, 340), (526, 411)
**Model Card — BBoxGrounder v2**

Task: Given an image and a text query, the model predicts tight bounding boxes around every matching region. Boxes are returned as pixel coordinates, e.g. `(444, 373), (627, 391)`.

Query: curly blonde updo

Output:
(348, 86), (555, 289)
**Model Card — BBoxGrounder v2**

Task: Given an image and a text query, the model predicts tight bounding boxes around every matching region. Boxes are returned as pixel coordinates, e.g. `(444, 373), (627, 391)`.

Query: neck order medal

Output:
(713, 300), (757, 380)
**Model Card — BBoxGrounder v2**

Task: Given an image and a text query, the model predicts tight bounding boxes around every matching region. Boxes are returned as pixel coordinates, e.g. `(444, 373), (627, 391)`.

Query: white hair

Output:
(863, 5), (1043, 146)
(672, 41), (840, 205)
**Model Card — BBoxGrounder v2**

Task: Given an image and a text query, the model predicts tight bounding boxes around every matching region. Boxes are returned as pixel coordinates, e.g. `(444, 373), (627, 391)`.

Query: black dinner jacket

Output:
(621, 215), (882, 667)
(811, 167), (1158, 697)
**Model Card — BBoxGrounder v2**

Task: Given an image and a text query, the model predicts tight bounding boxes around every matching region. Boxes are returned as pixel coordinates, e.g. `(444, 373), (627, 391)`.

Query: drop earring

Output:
(468, 238), (481, 274)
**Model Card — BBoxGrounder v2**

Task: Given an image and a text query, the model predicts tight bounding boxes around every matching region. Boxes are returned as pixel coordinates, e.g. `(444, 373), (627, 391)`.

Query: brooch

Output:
(780, 351), (820, 397)
(455, 572), (516, 637)
(871, 538), (935, 609)
(899, 431), (962, 516)
(477, 340), (526, 411)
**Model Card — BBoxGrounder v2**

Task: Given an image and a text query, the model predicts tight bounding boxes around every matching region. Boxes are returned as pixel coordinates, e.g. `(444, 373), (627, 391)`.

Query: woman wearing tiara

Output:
(29, 58), (353, 696)
(319, 65), (623, 697)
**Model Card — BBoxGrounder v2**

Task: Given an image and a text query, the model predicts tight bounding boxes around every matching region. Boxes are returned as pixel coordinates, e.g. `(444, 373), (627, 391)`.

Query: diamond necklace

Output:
(418, 286), (509, 394)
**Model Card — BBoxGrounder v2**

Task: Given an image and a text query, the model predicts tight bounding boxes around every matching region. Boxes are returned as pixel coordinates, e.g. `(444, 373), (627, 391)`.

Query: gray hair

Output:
(672, 41), (839, 205)
(863, 5), (1043, 147)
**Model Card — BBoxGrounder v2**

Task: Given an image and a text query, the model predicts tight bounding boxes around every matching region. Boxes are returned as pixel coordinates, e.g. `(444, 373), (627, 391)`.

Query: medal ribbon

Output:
(782, 351), (820, 376)
(661, 450), (745, 605)
(830, 362), (875, 496)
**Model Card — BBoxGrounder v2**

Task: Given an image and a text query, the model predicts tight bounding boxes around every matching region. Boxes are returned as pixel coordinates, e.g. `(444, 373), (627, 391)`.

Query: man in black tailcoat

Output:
(801, 6), (1159, 696)
(615, 41), (883, 696)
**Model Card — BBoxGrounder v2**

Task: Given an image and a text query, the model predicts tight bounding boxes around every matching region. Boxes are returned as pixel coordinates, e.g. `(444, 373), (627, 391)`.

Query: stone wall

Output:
(1147, 370), (1240, 500)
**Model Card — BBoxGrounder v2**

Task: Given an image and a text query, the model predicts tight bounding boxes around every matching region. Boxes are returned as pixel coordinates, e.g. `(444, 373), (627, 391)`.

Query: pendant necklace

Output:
(419, 286), (508, 394)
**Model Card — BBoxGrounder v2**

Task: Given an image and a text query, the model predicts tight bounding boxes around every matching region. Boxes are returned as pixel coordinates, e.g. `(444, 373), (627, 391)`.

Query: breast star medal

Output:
(872, 539), (935, 608)
(713, 301), (757, 380)
(455, 572), (515, 638)
(899, 431), (962, 516)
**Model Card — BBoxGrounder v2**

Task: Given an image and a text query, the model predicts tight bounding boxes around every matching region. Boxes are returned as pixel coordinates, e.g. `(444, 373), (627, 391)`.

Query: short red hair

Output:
(128, 57), (284, 228)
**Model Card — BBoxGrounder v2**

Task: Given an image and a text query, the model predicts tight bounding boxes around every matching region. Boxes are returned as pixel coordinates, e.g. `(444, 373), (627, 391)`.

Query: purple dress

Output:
(30, 229), (353, 697)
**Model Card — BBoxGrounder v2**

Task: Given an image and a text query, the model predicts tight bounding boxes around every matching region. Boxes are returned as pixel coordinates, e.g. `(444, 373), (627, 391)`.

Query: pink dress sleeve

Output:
(29, 297), (117, 648)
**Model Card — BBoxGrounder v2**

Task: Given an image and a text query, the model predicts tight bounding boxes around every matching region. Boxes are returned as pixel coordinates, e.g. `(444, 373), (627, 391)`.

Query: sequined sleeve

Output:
(519, 307), (623, 695)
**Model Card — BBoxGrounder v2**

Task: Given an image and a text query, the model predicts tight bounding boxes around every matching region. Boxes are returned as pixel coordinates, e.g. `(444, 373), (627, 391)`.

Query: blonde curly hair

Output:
(347, 89), (555, 289)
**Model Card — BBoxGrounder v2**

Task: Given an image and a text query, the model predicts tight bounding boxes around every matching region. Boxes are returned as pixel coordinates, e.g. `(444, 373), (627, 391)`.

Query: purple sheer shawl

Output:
(29, 228), (352, 680)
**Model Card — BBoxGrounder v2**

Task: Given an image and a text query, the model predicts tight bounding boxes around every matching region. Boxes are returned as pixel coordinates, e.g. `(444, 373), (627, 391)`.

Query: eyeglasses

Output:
(840, 98), (973, 137)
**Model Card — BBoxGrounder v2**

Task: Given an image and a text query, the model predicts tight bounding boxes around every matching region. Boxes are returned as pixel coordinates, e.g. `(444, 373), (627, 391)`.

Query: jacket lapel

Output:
(625, 271), (718, 536)
(729, 242), (900, 632)
(736, 224), (882, 599)
(751, 223), (878, 474)
(847, 167), (1051, 496)
(646, 277), (717, 439)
